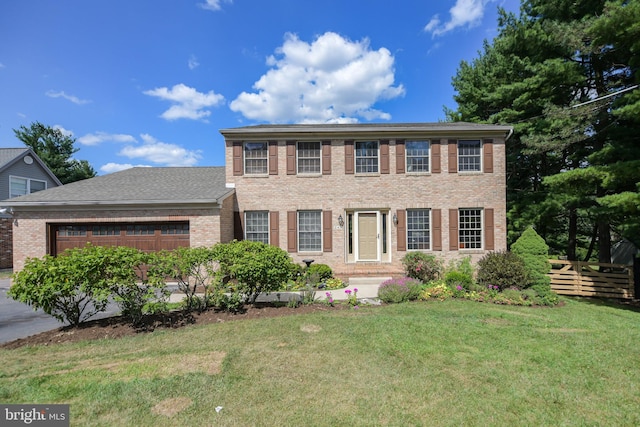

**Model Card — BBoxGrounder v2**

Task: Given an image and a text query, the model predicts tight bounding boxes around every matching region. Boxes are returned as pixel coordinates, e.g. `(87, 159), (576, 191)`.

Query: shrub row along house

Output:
(4, 123), (512, 277)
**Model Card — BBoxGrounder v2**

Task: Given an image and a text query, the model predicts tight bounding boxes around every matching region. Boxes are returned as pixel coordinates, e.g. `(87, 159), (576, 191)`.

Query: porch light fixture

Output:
(393, 213), (398, 225)
(338, 214), (344, 227)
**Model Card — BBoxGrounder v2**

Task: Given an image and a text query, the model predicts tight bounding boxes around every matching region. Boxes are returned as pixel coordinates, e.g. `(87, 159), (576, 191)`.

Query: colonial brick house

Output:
(221, 122), (512, 277)
(6, 122), (512, 277)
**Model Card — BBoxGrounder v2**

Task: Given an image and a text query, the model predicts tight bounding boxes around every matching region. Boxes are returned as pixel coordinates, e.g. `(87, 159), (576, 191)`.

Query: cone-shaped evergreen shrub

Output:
(511, 227), (551, 288)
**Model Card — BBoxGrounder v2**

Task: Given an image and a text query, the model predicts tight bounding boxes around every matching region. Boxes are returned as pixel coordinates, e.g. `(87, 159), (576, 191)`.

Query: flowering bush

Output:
(345, 288), (358, 308)
(324, 291), (334, 307)
(378, 277), (423, 303)
(401, 252), (443, 283)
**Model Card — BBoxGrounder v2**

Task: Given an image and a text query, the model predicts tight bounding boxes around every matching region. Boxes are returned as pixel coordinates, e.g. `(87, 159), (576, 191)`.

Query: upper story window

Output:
(406, 140), (430, 173)
(355, 141), (379, 174)
(245, 211), (269, 244)
(407, 209), (431, 250)
(297, 141), (321, 174)
(10, 176), (47, 198)
(458, 140), (481, 172)
(244, 142), (268, 174)
(459, 208), (482, 249)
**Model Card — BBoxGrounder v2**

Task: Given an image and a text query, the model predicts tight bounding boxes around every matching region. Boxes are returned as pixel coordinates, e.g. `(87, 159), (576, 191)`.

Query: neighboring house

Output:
(0, 148), (62, 268)
(6, 122), (513, 278)
(220, 122), (512, 277)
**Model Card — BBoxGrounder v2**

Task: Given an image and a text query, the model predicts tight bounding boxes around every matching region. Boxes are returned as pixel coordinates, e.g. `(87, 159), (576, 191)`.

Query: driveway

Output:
(0, 278), (121, 344)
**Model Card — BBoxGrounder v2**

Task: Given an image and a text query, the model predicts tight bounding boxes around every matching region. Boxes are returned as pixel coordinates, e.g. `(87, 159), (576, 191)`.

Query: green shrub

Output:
(212, 240), (297, 305)
(152, 247), (218, 312)
(306, 263), (333, 282)
(444, 270), (474, 291)
(530, 284), (560, 306)
(324, 277), (345, 290)
(511, 227), (551, 288)
(378, 277), (423, 303)
(9, 245), (133, 326)
(476, 251), (529, 291)
(402, 252), (443, 283)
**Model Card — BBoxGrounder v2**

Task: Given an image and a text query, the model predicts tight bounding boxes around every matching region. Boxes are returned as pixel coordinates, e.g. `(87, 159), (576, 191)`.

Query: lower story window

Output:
(58, 225), (87, 237)
(298, 210), (321, 252)
(459, 209), (482, 249)
(127, 225), (156, 235)
(407, 209), (430, 250)
(161, 223), (189, 235)
(245, 211), (269, 244)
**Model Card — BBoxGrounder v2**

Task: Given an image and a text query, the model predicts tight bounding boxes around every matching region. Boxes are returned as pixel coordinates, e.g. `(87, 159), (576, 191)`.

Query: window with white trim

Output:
(459, 208), (482, 249)
(355, 141), (379, 173)
(297, 141), (321, 174)
(245, 211), (269, 244)
(10, 176), (47, 198)
(244, 142), (268, 174)
(458, 140), (481, 172)
(406, 140), (430, 173)
(407, 209), (430, 250)
(298, 210), (321, 252)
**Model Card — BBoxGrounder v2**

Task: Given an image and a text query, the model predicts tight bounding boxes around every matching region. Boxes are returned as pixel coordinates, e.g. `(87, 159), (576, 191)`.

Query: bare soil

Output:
(1, 303), (353, 350)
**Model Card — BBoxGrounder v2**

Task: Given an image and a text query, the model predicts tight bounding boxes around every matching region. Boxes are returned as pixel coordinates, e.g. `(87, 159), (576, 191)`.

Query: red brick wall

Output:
(0, 219), (13, 269)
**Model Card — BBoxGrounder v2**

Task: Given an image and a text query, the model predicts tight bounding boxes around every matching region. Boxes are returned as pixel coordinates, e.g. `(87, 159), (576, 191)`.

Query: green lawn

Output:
(2, 298), (640, 426)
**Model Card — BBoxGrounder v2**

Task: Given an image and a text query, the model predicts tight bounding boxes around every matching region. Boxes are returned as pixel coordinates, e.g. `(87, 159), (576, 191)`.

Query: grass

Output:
(2, 298), (640, 426)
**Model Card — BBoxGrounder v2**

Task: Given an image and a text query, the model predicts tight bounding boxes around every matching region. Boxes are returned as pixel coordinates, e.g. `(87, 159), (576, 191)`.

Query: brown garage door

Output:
(50, 222), (190, 255)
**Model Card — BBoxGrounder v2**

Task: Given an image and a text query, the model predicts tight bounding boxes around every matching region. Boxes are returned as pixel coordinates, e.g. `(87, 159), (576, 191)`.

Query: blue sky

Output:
(0, 0), (519, 174)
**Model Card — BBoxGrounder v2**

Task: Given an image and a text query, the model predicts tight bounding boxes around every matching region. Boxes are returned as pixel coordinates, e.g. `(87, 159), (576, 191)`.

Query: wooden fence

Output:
(548, 259), (635, 299)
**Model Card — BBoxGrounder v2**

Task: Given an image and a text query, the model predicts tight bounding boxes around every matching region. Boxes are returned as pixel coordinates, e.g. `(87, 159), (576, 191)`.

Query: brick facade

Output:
(222, 125), (510, 277)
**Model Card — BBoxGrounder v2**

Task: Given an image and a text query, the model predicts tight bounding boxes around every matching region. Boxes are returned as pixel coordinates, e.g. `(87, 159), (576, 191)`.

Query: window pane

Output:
(459, 209), (482, 249)
(298, 210), (321, 251)
(244, 142), (268, 174)
(245, 211), (269, 244)
(355, 141), (378, 173)
(458, 140), (481, 172)
(92, 225), (120, 236)
(297, 141), (321, 174)
(30, 180), (46, 193)
(407, 209), (430, 250)
(127, 225), (156, 235)
(161, 223), (189, 235)
(406, 140), (430, 173)
(10, 177), (27, 198)
(58, 225), (87, 237)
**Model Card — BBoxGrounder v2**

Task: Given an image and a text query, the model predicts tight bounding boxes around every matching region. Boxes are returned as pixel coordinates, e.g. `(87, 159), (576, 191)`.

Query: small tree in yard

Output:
(212, 240), (296, 305)
(401, 252), (443, 283)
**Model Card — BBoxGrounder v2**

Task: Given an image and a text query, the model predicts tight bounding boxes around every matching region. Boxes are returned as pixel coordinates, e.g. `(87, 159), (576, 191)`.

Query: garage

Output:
(50, 222), (190, 255)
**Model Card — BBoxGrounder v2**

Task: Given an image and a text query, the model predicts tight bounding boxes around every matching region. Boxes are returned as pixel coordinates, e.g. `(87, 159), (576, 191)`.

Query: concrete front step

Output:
(347, 276), (392, 286)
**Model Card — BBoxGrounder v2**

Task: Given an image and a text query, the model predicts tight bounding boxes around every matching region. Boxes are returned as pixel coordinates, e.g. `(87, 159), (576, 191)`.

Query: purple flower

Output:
(456, 285), (463, 291)
(345, 289), (352, 294)
(353, 288), (358, 293)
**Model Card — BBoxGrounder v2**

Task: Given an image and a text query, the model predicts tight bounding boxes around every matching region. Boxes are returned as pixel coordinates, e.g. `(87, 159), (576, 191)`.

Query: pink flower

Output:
(345, 289), (352, 294)
(353, 288), (358, 293)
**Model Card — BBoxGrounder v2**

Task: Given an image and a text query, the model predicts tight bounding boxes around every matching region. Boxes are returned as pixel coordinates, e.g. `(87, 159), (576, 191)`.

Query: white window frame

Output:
(405, 140), (430, 173)
(458, 140), (482, 172)
(407, 209), (431, 250)
(10, 175), (47, 198)
(355, 140), (379, 174)
(297, 141), (321, 174)
(243, 142), (268, 175)
(459, 208), (483, 250)
(245, 211), (269, 244)
(298, 210), (322, 252)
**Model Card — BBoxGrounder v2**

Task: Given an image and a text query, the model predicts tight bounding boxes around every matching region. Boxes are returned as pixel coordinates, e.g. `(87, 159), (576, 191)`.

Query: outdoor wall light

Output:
(338, 214), (344, 227)
(393, 213), (398, 225)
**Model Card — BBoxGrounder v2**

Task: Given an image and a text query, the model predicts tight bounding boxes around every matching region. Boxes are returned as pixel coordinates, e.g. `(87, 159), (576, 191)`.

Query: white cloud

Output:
(424, 0), (492, 37)
(45, 90), (91, 105)
(198, 0), (232, 11)
(100, 163), (151, 174)
(52, 125), (74, 137)
(230, 32), (405, 124)
(0, 63), (5, 69)
(117, 133), (202, 166)
(188, 55), (200, 70)
(144, 83), (225, 121)
(77, 132), (137, 146)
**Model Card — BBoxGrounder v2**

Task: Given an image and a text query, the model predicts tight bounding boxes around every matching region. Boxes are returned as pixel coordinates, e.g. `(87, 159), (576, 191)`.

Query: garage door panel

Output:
(52, 222), (190, 256)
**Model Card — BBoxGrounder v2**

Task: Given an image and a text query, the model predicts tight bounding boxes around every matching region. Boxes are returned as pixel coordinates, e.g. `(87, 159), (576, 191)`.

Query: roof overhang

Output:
(220, 123), (514, 142)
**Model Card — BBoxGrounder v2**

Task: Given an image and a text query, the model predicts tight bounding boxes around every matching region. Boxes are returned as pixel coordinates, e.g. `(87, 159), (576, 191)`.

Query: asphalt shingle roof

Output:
(7, 166), (231, 206)
(0, 148), (29, 170)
